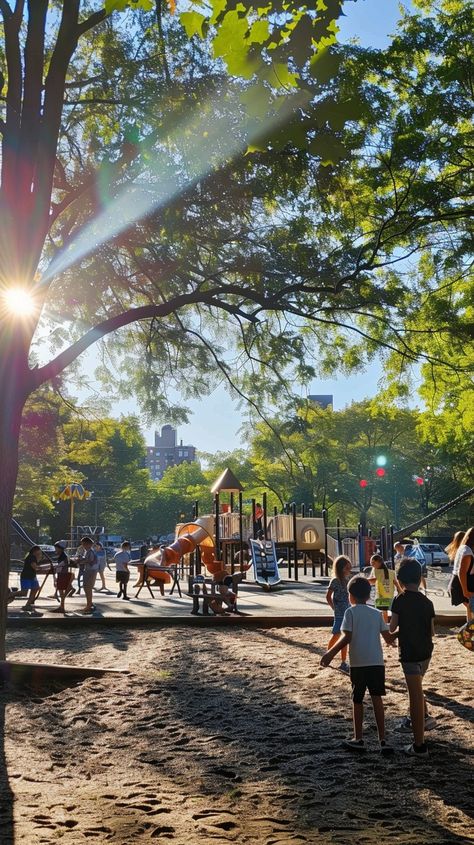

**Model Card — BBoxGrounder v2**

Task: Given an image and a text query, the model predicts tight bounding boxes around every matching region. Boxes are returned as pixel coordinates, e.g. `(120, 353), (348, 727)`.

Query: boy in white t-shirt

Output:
(321, 575), (395, 754)
(114, 541), (131, 600)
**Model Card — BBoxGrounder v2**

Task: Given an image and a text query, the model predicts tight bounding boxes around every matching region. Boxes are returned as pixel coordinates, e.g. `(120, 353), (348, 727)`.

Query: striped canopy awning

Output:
(58, 482), (91, 501)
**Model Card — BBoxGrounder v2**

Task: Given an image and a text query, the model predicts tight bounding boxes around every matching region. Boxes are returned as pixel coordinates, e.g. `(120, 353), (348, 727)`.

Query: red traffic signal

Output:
(359, 479), (368, 488)
(375, 468), (386, 478)
(415, 476), (424, 486)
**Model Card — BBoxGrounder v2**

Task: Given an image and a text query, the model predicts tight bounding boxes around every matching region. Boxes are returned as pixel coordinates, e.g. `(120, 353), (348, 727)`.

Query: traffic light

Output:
(376, 455), (387, 467)
(359, 479), (368, 488)
(414, 475), (424, 486)
(375, 467), (386, 478)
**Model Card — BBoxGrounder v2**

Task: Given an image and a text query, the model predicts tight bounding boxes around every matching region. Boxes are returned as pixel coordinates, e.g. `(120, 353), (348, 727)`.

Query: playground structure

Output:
(9, 476), (474, 592)
(146, 518), (227, 581)
(158, 478), (474, 585)
(249, 538), (282, 588)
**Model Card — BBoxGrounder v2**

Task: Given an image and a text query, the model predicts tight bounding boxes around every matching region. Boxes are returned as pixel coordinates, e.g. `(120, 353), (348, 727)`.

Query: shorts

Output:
(20, 577), (39, 591)
(449, 575), (467, 607)
(98, 559), (107, 573)
(401, 658), (431, 676)
(116, 571), (130, 584)
(82, 569), (98, 588)
(332, 615), (345, 635)
(350, 665), (386, 704)
(374, 599), (391, 610)
(57, 572), (72, 591)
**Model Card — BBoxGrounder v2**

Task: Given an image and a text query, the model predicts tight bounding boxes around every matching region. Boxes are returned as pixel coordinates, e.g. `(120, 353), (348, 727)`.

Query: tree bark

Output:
(0, 343), (31, 660)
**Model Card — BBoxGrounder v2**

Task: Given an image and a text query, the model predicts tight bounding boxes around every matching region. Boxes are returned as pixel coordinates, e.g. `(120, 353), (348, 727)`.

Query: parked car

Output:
(418, 543), (450, 566)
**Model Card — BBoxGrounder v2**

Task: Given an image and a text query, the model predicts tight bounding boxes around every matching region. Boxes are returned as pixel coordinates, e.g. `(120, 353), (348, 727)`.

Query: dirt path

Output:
(1, 625), (472, 844)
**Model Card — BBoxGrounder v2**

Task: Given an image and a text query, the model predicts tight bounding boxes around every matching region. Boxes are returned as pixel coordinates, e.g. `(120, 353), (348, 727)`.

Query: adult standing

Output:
(455, 527), (474, 622)
(72, 536), (98, 614)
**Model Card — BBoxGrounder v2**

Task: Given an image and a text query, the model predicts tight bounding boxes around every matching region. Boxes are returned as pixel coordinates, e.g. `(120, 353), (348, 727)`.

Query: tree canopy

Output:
(0, 0), (473, 657)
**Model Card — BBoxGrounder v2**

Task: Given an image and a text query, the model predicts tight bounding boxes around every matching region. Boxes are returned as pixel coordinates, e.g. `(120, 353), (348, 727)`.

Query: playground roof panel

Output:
(211, 468), (244, 493)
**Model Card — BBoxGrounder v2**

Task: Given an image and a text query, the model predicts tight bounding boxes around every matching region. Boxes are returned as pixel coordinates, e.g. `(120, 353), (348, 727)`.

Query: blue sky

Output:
(83, 0), (410, 454)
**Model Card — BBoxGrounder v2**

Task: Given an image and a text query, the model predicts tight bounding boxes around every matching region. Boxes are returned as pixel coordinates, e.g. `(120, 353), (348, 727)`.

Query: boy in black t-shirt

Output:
(390, 558), (435, 757)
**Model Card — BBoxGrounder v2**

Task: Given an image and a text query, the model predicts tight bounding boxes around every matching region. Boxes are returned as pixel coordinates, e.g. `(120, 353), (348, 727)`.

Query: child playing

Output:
(368, 553), (399, 622)
(50, 540), (73, 614)
(389, 558), (435, 756)
(321, 575), (395, 754)
(71, 536), (98, 614)
(114, 541), (131, 600)
(325, 556), (352, 673)
(20, 545), (43, 610)
(393, 542), (404, 564)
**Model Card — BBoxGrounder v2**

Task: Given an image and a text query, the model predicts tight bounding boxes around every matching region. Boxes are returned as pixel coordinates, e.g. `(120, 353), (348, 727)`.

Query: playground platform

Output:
(6, 567), (465, 628)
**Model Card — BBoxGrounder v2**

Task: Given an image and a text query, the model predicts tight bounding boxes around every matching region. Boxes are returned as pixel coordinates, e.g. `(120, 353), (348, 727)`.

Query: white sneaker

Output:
(398, 715), (436, 732)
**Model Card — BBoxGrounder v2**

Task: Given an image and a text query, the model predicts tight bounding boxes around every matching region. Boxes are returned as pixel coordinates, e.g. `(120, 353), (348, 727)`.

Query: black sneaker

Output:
(403, 742), (429, 757)
(380, 740), (395, 756)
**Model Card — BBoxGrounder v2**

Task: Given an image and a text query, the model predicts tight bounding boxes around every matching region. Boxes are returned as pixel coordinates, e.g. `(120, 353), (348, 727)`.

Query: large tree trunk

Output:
(0, 344), (30, 661)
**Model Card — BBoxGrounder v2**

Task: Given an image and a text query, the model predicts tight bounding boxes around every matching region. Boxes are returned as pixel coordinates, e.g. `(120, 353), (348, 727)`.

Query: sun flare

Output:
(2, 287), (36, 317)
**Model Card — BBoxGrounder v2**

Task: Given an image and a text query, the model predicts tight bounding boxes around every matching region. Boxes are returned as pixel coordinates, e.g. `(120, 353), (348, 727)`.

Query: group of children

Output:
(16, 537), (136, 614)
(321, 552), (435, 757)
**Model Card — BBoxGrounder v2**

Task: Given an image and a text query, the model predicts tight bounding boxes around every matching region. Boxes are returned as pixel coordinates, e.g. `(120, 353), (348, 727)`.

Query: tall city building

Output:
(308, 394), (333, 410)
(145, 425), (196, 481)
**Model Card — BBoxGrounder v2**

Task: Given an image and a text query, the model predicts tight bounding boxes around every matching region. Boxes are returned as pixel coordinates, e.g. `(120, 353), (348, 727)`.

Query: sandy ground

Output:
(1, 625), (473, 845)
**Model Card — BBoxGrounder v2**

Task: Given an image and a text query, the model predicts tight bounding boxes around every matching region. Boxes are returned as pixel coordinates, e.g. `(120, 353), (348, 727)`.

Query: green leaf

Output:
(105, 0), (154, 12)
(308, 133), (346, 164)
(248, 20), (270, 45)
(209, 0), (227, 25)
(212, 11), (259, 79)
(263, 62), (299, 89)
(180, 11), (207, 38)
(310, 47), (342, 83)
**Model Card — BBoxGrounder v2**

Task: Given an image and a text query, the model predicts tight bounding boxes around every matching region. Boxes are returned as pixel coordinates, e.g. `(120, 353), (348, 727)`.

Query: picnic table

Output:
(134, 563), (182, 599)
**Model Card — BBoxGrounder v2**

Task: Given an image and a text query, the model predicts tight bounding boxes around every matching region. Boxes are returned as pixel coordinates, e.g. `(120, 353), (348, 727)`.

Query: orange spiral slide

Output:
(143, 520), (226, 583)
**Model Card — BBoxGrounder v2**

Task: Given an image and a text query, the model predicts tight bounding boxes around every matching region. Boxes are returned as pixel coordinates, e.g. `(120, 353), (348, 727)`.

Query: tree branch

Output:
(28, 1), (81, 274)
(0, 0), (24, 201)
(17, 1), (48, 204)
(0, 1), (12, 19)
(31, 290), (250, 387)
(76, 10), (107, 38)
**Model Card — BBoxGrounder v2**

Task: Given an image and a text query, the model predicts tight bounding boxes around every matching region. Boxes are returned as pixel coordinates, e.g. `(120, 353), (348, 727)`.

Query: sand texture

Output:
(1, 625), (473, 844)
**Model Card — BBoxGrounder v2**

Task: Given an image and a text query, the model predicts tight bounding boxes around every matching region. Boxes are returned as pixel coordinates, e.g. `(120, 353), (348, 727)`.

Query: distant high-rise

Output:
(308, 394), (333, 410)
(145, 425), (196, 480)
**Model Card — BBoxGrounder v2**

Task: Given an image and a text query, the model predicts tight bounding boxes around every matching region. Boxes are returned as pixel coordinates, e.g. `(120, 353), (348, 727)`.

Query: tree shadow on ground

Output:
(2, 625), (472, 844)
(6, 626), (135, 658)
(0, 696), (13, 844)
(0, 674), (84, 845)
(127, 628), (473, 844)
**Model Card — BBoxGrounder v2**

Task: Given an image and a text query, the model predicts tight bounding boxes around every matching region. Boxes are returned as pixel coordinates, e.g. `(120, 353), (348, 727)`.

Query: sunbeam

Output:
(41, 85), (308, 286)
